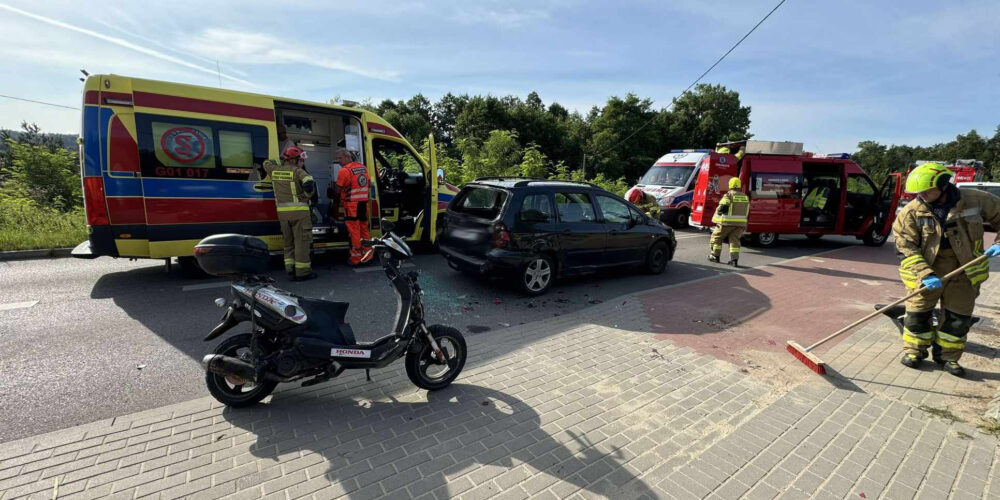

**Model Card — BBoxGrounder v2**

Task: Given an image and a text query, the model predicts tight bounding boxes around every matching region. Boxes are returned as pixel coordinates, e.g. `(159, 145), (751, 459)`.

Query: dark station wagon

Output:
(438, 178), (677, 295)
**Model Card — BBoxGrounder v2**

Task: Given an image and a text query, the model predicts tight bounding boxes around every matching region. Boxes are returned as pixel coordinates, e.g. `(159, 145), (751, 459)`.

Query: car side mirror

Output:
(436, 168), (445, 182)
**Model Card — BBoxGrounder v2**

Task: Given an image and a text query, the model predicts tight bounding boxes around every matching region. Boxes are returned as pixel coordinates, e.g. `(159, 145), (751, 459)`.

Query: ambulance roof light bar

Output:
(813, 153), (851, 159)
(669, 149), (711, 153)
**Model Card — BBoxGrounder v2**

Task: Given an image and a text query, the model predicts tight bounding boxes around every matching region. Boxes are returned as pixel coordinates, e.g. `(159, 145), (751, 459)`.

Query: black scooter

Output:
(194, 223), (466, 407)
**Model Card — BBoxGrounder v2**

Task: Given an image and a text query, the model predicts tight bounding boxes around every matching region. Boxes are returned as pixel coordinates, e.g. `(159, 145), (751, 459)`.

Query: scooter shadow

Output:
(223, 384), (656, 499)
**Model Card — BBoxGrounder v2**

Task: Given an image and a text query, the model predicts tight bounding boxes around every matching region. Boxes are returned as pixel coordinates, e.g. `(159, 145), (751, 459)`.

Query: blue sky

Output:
(0, 0), (996, 153)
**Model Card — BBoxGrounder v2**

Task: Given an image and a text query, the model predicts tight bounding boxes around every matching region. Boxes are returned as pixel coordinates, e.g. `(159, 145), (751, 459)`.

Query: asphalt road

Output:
(0, 229), (866, 442)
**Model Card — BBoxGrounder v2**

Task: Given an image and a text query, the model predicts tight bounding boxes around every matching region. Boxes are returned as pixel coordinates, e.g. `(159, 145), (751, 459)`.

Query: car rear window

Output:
(451, 186), (509, 219)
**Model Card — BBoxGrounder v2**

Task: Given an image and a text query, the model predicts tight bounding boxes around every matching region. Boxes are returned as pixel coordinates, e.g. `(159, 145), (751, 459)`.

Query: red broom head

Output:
(786, 341), (826, 375)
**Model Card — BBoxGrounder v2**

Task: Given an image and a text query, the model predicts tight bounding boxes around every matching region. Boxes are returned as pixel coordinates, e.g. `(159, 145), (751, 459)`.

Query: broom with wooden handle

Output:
(787, 254), (989, 375)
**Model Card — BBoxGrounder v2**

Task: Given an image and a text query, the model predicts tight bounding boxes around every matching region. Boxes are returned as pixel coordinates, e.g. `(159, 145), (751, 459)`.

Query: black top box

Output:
(194, 234), (269, 277)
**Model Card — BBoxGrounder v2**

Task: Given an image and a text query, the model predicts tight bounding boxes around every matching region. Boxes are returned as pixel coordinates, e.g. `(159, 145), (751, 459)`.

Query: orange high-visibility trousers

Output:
(345, 204), (371, 265)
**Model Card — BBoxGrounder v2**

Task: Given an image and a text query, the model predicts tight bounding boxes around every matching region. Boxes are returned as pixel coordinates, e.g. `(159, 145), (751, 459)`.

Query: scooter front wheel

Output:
(406, 325), (467, 391)
(205, 334), (277, 407)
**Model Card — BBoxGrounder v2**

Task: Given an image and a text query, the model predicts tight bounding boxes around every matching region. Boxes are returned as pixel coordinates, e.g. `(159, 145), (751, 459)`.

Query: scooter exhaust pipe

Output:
(202, 354), (258, 383)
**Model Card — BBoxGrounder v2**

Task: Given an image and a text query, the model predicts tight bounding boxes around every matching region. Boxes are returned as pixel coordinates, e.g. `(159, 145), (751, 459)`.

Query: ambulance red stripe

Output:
(145, 198), (277, 224)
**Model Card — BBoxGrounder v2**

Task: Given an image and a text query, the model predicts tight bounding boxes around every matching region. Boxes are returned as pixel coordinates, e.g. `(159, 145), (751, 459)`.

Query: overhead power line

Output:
(0, 93), (78, 110)
(590, 0), (789, 160)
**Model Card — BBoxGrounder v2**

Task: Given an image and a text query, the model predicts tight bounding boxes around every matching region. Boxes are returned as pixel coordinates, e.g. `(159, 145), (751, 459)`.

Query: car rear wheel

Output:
(518, 255), (554, 296)
(645, 241), (669, 274)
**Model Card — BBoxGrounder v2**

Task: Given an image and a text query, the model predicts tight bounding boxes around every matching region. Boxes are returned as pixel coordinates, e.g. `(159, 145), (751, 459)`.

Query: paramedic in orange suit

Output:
(334, 148), (372, 265)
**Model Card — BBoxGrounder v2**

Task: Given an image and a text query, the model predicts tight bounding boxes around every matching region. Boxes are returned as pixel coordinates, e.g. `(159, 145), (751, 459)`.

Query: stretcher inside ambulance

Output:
(690, 140), (904, 247)
(627, 150), (707, 228)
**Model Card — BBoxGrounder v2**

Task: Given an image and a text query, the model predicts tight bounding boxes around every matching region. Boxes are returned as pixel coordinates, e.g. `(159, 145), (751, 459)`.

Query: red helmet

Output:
(627, 189), (644, 204)
(282, 145), (306, 161)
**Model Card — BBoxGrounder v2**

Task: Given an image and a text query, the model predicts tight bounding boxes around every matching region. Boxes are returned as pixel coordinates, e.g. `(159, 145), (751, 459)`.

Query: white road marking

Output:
(676, 234), (708, 239)
(354, 263), (414, 273)
(181, 281), (231, 292)
(0, 300), (38, 311)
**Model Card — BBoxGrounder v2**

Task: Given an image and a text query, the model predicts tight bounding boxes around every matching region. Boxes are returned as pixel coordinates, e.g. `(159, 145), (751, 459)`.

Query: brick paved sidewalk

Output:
(2, 245), (999, 500)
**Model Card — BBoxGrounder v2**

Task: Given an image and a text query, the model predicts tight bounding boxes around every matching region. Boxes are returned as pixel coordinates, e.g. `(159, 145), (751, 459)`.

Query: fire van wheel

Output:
(205, 334), (277, 408)
(753, 232), (779, 248)
(862, 226), (889, 247)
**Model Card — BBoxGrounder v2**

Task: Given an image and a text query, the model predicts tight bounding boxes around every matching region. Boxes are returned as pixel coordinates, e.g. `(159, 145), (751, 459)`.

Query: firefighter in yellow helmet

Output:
(894, 163), (1000, 376)
(709, 177), (750, 266)
(265, 146), (318, 281)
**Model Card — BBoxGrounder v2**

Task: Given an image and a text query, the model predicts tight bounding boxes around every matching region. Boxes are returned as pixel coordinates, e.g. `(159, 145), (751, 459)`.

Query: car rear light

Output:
(82, 177), (109, 226)
(492, 222), (510, 249)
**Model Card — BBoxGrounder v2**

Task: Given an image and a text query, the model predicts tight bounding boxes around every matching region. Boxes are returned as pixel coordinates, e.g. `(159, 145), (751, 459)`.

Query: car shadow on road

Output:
(222, 384), (656, 499)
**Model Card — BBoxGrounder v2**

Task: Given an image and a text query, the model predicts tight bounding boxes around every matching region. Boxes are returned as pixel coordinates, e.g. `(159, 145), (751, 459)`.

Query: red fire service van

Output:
(690, 140), (904, 247)
(898, 159), (985, 206)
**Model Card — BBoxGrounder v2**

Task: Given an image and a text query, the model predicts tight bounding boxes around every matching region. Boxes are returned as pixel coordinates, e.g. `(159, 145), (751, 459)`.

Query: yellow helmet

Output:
(728, 177), (742, 190)
(716, 147), (731, 154)
(905, 163), (951, 194)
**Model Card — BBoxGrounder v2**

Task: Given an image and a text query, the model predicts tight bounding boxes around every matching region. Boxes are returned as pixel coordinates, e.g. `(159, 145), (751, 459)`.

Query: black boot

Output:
(727, 258), (739, 267)
(900, 353), (921, 369)
(293, 272), (318, 282)
(931, 344), (944, 365)
(708, 255), (720, 263)
(943, 361), (965, 378)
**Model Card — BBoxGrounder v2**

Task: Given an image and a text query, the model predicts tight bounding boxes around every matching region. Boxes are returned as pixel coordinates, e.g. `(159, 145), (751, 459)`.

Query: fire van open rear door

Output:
(690, 153), (739, 227)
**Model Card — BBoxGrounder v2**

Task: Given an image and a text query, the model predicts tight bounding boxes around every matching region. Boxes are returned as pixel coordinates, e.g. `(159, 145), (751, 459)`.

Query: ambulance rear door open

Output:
(690, 152), (740, 227)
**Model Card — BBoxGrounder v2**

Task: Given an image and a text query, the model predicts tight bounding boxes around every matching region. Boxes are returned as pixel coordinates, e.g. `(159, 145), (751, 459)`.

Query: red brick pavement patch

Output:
(639, 244), (905, 362)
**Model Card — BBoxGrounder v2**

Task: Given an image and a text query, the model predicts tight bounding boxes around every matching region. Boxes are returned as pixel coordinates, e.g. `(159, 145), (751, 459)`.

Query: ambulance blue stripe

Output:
(103, 173), (143, 196)
(438, 193), (455, 202)
(82, 106), (109, 177)
(142, 178), (275, 199)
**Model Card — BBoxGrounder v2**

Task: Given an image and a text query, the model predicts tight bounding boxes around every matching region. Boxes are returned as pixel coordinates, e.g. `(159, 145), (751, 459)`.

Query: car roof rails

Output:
(472, 177), (603, 189)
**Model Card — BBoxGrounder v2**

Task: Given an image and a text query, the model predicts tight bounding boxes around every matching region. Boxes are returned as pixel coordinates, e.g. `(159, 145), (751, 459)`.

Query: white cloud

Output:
(178, 29), (399, 82)
(0, 3), (251, 86)
(450, 6), (552, 28)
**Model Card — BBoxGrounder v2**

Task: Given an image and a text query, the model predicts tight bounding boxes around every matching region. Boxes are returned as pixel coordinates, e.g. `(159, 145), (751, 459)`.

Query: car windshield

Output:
(639, 165), (694, 187)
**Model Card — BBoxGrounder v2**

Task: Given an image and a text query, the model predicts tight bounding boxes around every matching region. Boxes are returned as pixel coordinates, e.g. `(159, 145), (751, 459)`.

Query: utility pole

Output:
(582, 153), (587, 178)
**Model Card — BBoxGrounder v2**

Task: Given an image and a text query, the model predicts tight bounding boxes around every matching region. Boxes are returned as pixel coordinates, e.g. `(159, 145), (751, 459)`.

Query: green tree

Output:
(586, 93), (663, 181)
(2, 140), (82, 211)
(458, 130), (522, 183)
(520, 144), (549, 178)
(668, 84), (751, 148)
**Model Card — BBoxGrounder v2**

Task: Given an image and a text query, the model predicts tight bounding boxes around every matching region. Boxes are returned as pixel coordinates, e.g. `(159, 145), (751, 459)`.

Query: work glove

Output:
(984, 243), (1000, 258)
(921, 275), (943, 291)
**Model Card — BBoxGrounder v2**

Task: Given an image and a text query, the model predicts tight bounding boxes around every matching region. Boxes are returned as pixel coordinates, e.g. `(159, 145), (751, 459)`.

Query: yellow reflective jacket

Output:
(892, 188), (1000, 288)
(265, 162), (315, 212)
(712, 190), (750, 227)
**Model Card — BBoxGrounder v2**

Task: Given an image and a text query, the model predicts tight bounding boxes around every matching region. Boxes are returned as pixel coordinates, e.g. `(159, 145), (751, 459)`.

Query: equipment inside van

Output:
(690, 140), (903, 247)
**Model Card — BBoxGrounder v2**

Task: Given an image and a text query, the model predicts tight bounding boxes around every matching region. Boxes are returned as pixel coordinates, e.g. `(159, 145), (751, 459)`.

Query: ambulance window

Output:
(219, 130), (253, 167)
(136, 114), (268, 181)
(751, 173), (801, 199)
(373, 139), (424, 176)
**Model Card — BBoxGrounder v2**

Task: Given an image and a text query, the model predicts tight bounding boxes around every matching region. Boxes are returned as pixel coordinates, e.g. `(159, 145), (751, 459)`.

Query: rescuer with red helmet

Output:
(264, 146), (317, 280)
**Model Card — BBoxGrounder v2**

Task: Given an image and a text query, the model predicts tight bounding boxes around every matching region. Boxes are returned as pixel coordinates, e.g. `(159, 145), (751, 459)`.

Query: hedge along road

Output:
(0, 229), (861, 442)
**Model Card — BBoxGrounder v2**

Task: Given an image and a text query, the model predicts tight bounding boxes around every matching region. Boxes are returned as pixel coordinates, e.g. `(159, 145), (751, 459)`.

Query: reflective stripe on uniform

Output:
(294, 261), (311, 269)
(903, 327), (934, 346)
(901, 254), (925, 268)
(935, 330), (965, 349)
(277, 201), (310, 212)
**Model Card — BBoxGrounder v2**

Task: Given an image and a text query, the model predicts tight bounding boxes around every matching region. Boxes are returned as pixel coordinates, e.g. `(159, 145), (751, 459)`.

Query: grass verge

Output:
(0, 197), (87, 251)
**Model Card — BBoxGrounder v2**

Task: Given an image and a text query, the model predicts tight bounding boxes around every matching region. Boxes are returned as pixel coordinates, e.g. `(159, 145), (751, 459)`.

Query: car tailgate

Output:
(441, 212), (495, 257)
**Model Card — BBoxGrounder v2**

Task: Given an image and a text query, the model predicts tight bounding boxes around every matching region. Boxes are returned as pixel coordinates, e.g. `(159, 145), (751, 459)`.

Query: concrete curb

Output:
(986, 394), (1000, 423)
(0, 247), (74, 261)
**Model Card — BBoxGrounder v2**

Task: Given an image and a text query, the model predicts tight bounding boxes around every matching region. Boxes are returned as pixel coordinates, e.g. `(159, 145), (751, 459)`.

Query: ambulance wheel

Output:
(862, 226), (888, 247)
(753, 232), (779, 248)
(672, 209), (690, 229)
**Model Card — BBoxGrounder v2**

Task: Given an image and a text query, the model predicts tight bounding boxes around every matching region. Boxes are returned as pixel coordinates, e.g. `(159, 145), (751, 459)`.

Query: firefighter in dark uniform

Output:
(894, 163), (1000, 376)
(709, 177), (750, 267)
(265, 146), (317, 281)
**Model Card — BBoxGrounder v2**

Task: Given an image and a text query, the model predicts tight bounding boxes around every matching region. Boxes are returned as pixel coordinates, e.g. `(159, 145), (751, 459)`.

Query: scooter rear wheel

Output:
(205, 334), (278, 407)
(406, 325), (467, 391)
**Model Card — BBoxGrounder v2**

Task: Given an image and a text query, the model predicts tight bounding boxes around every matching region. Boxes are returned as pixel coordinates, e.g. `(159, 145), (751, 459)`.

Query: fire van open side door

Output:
(876, 172), (904, 235)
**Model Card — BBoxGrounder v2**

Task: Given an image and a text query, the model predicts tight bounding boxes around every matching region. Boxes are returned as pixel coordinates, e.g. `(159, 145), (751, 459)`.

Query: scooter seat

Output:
(297, 297), (356, 345)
